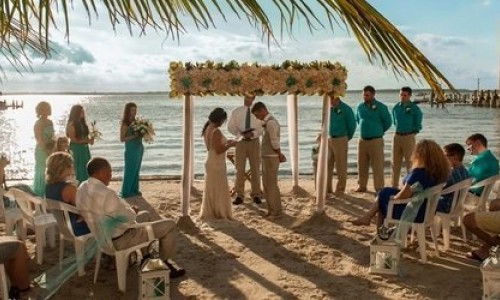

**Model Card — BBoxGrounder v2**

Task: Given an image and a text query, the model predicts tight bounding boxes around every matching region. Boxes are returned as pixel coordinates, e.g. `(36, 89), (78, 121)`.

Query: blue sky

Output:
(0, 0), (498, 93)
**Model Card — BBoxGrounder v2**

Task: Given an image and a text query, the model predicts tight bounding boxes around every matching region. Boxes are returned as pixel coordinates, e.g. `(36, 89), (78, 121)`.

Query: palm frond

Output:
(0, 0), (454, 97)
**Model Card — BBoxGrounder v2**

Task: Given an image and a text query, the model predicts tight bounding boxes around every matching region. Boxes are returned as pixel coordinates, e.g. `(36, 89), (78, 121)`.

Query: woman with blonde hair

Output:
(33, 101), (55, 196)
(66, 105), (94, 184)
(351, 139), (450, 227)
(45, 152), (89, 236)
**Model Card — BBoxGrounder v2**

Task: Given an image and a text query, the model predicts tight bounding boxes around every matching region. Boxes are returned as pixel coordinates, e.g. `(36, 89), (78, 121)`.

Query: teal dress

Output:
(69, 123), (91, 185)
(33, 121), (54, 196)
(121, 126), (144, 197)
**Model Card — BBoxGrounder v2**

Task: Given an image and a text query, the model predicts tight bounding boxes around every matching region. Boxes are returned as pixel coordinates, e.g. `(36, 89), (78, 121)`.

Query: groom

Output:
(227, 94), (264, 205)
(252, 101), (286, 218)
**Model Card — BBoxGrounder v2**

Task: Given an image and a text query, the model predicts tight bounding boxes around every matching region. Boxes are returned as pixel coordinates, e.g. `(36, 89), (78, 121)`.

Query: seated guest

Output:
(45, 152), (90, 236)
(76, 157), (185, 278)
(463, 198), (500, 261)
(436, 143), (470, 213)
(56, 136), (71, 153)
(0, 157), (31, 299)
(465, 133), (499, 195)
(350, 139), (449, 227)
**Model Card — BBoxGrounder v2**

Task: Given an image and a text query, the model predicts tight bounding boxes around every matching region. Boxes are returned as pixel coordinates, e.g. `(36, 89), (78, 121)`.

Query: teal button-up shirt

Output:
(355, 99), (392, 139)
(392, 101), (423, 133)
(469, 149), (499, 194)
(329, 101), (357, 140)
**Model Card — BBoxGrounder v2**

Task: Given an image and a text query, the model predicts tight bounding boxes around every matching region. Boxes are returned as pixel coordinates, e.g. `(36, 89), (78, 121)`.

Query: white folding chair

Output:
(433, 178), (473, 251)
(9, 188), (57, 264)
(45, 198), (94, 276)
(0, 188), (23, 236)
(79, 209), (156, 293)
(384, 183), (445, 263)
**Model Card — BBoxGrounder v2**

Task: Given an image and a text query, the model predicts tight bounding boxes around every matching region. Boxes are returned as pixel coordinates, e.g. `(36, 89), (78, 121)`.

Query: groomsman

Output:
(391, 86), (423, 187)
(227, 94), (263, 205)
(354, 85), (392, 193)
(252, 102), (286, 218)
(327, 95), (357, 196)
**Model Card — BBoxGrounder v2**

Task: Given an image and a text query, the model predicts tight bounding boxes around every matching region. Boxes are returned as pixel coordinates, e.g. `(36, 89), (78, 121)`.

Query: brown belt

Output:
(396, 132), (415, 136)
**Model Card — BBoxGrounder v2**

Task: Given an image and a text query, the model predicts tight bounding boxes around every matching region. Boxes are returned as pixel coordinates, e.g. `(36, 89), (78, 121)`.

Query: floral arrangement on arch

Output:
(131, 117), (155, 144)
(168, 60), (348, 97)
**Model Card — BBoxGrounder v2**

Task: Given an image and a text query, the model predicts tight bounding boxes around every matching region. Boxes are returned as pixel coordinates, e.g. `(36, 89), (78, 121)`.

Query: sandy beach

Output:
(5, 176), (486, 299)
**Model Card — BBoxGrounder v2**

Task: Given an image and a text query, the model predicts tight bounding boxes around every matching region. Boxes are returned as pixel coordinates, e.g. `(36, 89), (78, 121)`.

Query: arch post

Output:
(287, 94), (299, 187)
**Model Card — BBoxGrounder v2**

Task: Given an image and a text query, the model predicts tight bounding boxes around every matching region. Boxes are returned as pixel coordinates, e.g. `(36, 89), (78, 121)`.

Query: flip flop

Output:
(466, 251), (485, 262)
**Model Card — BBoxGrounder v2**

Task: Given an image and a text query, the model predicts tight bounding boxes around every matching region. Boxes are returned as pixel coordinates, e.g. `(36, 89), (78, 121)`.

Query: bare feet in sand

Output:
(352, 187), (367, 193)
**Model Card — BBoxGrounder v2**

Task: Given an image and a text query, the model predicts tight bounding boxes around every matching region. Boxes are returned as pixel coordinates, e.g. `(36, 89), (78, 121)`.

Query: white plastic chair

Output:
(384, 183), (445, 263)
(0, 264), (8, 300)
(9, 188), (57, 265)
(470, 174), (500, 212)
(0, 188), (23, 236)
(45, 198), (94, 276)
(78, 209), (156, 293)
(433, 178), (473, 251)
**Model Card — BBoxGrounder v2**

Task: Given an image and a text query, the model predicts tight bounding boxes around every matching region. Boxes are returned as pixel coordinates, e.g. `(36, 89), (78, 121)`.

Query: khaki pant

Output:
(235, 138), (262, 198)
(327, 136), (348, 193)
(113, 212), (177, 260)
(262, 156), (281, 216)
(357, 137), (385, 191)
(391, 133), (416, 187)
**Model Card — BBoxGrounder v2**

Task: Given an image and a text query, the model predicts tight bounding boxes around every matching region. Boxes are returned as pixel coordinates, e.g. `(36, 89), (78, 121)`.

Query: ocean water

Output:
(1, 91), (499, 180)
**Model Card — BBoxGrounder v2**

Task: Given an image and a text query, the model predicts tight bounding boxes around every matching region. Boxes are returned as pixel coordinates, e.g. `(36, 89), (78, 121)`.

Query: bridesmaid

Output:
(33, 101), (54, 196)
(120, 102), (143, 198)
(66, 105), (94, 185)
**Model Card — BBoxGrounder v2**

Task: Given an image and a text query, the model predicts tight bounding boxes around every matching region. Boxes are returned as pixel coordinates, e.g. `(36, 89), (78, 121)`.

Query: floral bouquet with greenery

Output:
(88, 120), (103, 141)
(132, 117), (155, 144)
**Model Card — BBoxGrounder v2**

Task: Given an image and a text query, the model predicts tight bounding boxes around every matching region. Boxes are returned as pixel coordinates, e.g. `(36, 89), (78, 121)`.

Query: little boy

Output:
(437, 143), (470, 213)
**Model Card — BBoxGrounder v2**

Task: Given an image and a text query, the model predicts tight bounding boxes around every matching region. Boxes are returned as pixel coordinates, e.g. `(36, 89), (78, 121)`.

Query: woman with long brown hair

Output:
(120, 102), (143, 197)
(351, 139), (450, 227)
(66, 104), (94, 184)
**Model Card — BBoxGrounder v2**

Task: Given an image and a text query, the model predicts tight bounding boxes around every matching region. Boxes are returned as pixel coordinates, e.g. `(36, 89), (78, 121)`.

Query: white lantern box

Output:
(369, 237), (400, 276)
(139, 258), (170, 300)
(481, 247), (500, 300)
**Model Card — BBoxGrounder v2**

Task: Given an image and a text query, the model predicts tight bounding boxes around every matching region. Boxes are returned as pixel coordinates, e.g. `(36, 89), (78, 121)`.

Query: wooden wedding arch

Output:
(169, 60), (348, 223)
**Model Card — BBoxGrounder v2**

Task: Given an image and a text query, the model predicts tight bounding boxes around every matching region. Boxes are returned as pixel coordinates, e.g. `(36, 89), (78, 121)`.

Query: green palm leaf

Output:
(0, 0), (454, 97)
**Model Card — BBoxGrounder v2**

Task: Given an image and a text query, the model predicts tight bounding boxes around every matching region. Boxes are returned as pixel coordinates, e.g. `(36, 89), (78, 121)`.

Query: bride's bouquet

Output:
(132, 117), (155, 144)
(88, 120), (103, 141)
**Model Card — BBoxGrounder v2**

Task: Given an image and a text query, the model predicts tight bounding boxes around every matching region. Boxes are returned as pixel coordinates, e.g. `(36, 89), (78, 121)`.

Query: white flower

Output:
(131, 117), (155, 144)
(88, 120), (103, 141)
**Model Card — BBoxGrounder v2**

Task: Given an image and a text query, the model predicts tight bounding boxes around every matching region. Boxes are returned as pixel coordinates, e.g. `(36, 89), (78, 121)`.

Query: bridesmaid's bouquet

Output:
(88, 120), (103, 141)
(132, 117), (155, 144)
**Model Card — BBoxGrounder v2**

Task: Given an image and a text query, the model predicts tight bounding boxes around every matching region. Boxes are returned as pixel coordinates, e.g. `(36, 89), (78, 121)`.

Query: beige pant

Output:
(391, 133), (416, 187)
(357, 137), (385, 191)
(327, 137), (348, 193)
(235, 138), (262, 198)
(262, 156), (281, 216)
(113, 212), (177, 260)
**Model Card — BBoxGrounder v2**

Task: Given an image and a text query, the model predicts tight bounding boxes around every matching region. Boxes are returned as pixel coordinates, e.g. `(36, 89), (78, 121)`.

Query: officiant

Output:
(227, 93), (264, 205)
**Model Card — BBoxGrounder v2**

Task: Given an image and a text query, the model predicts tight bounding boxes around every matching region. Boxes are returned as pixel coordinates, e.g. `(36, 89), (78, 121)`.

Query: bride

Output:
(199, 108), (237, 221)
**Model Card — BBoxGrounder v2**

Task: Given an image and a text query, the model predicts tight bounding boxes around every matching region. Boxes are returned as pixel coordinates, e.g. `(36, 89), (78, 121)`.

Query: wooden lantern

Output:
(369, 237), (400, 276)
(481, 246), (500, 300)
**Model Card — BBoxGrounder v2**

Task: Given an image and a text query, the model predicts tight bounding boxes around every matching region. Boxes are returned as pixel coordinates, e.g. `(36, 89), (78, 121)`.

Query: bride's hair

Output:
(202, 107), (227, 136)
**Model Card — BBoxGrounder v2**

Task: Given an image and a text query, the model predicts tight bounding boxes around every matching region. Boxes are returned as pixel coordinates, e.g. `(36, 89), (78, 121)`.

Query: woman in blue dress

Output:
(120, 102), (144, 198)
(33, 101), (55, 196)
(66, 105), (94, 185)
(45, 152), (89, 236)
(350, 139), (450, 227)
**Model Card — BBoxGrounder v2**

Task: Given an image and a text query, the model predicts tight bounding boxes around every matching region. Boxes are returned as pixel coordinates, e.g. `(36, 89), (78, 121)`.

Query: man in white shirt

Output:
(227, 94), (264, 205)
(76, 157), (185, 278)
(252, 102), (286, 218)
